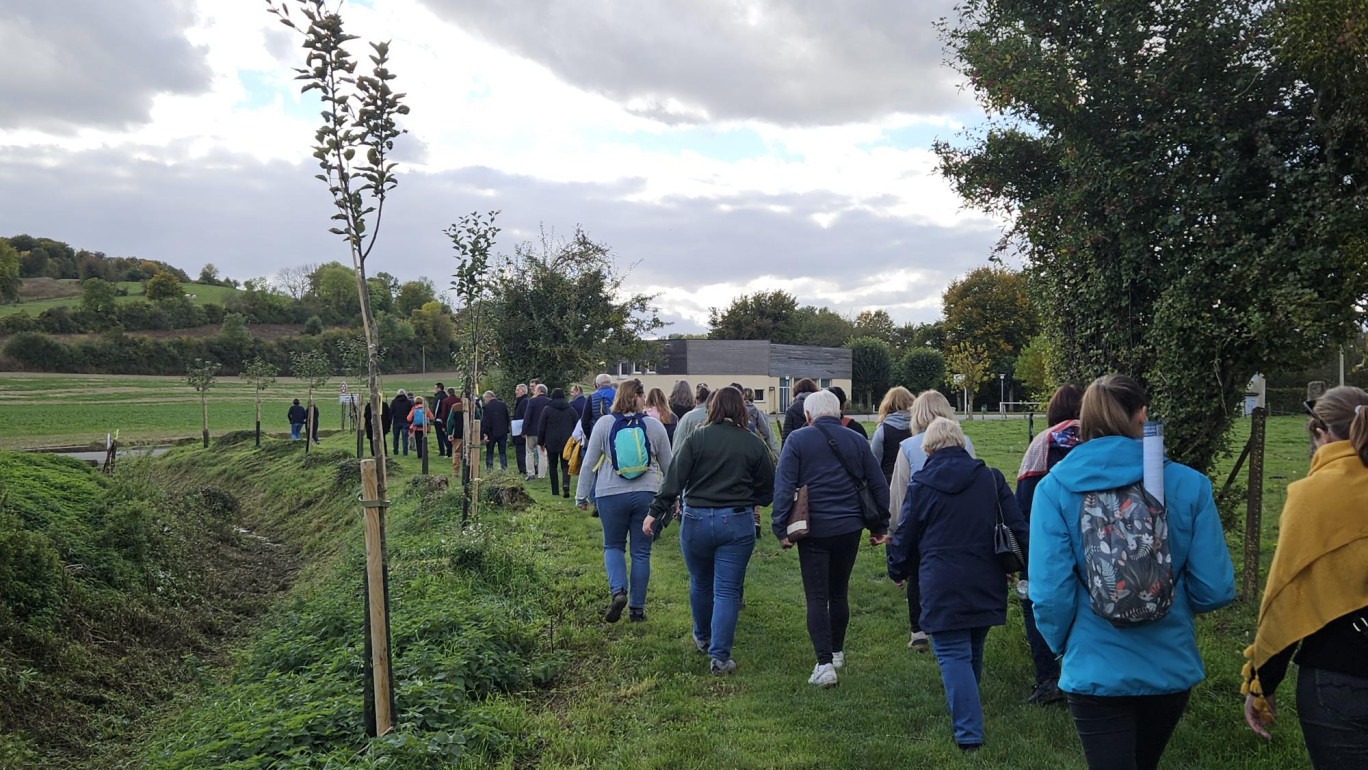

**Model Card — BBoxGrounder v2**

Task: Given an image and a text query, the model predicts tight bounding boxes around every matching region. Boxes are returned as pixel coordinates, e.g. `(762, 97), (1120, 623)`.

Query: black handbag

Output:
(813, 422), (884, 530)
(984, 467), (1025, 573)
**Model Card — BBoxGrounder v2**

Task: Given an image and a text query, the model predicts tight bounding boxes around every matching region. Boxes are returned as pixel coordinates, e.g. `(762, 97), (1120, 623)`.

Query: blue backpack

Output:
(412, 408), (427, 428)
(607, 413), (652, 479)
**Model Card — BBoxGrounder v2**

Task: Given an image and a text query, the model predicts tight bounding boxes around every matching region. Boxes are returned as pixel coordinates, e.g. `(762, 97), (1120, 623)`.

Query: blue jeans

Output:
(597, 491), (654, 609)
(290, 422), (303, 440)
(485, 434), (507, 469)
(392, 420), (409, 455)
(931, 627), (990, 746)
(679, 505), (755, 663)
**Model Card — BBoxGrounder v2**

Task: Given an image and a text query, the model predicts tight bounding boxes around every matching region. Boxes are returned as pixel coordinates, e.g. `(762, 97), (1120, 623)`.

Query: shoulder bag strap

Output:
(980, 466), (1005, 526)
(814, 421), (868, 491)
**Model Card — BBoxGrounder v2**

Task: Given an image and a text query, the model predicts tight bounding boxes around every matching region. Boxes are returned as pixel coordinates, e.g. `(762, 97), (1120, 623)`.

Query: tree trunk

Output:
(255, 391), (262, 447)
(201, 393), (209, 448)
(306, 392), (313, 455)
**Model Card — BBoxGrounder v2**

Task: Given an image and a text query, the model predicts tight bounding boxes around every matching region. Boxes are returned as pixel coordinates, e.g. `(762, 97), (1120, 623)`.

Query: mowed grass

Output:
(0, 372), (470, 449)
(475, 415), (1311, 768)
(0, 281), (239, 317)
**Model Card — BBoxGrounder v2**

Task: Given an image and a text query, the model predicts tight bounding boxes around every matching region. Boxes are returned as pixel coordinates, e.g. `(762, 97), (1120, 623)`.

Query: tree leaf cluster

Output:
(937, 0), (1368, 470)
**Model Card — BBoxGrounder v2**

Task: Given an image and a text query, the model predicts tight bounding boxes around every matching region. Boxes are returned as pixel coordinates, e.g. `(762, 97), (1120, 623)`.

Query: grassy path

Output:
(492, 417), (1311, 768)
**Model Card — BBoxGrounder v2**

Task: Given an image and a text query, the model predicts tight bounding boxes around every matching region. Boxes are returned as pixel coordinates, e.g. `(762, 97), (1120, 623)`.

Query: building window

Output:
(752, 389), (764, 402)
(779, 377), (791, 411)
(820, 378), (832, 389)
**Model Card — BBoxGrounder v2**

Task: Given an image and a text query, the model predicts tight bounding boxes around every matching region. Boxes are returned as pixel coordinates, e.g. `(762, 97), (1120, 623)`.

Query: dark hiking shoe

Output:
(1026, 679), (1066, 706)
(693, 634), (709, 654)
(710, 658), (737, 676)
(958, 743), (982, 752)
(628, 608), (646, 623)
(604, 590), (628, 623)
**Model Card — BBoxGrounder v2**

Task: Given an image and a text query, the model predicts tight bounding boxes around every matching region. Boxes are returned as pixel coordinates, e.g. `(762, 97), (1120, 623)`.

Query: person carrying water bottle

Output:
(576, 379), (672, 624)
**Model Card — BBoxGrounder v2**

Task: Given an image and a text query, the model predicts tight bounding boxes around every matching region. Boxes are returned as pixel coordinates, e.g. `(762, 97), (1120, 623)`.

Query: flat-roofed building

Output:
(611, 339), (852, 415)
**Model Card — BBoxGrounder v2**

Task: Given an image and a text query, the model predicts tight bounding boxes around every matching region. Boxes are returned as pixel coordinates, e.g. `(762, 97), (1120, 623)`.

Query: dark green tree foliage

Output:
(303, 315), (325, 336)
(848, 336), (893, 407)
(5, 235), (190, 282)
(145, 271), (183, 301)
(395, 278), (437, 317)
(851, 309), (898, 344)
(79, 278), (118, 317)
(492, 227), (662, 389)
(708, 290), (799, 342)
(791, 306), (854, 347)
(936, 0), (1368, 471)
(898, 348), (947, 393)
(0, 239), (19, 303)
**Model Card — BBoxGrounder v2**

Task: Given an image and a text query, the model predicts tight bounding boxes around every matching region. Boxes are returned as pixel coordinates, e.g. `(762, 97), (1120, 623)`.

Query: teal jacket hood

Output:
(1049, 436), (1144, 493)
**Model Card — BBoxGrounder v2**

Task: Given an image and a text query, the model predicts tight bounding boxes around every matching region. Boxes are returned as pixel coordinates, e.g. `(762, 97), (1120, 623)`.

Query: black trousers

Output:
(1066, 689), (1190, 770)
(907, 581), (923, 633)
(1299, 666), (1368, 769)
(513, 437), (527, 474)
(435, 426), (451, 456)
(796, 530), (862, 665)
(548, 456), (571, 497)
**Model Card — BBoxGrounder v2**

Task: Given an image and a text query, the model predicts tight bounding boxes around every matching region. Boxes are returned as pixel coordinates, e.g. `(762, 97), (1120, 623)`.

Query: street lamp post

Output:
(999, 373), (1006, 413)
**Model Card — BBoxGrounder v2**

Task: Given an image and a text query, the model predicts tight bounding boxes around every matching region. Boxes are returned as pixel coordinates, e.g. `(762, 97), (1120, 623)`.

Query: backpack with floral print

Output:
(1079, 483), (1175, 627)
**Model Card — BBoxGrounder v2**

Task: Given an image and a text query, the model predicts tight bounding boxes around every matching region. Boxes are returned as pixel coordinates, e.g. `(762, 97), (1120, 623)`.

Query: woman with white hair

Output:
(887, 417), (1027, 751)
(770, 390), (891, 688)
(888, 389), (977, 651)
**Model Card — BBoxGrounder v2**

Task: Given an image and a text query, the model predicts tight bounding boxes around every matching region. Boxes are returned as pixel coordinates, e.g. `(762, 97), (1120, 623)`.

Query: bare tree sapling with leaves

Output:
(290, 350), (331, 453)
(266, 0), (407, 481)
(447, 210), (500, 524)
(240, 356), (278, 447)
(337, 336), (375, 458)
(184, 358), (221, 448)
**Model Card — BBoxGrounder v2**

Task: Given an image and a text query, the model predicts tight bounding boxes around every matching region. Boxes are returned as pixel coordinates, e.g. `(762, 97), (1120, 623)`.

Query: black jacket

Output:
(288, 404), (307, 424)
(390, 394), (412, 425)
(481, 398), (510, 438)
(524, 395), (551, 438)
(886, 447), (1028, 634)
(782, 392), (810, 441)
(537, 397), (579, 457)
(433, 389), (453, 421)
(511, 395), (528, 440)
(364, 400), (393, 441)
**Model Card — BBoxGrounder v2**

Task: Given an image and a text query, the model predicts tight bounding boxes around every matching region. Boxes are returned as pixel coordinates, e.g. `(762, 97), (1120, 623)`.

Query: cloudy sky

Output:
(0, 0), (1002, 333)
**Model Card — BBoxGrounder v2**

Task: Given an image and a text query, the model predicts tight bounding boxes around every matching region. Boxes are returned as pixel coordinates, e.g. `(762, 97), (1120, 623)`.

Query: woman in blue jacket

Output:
(887, 417), (1028, 751)
(1028, 374), (1235, 770)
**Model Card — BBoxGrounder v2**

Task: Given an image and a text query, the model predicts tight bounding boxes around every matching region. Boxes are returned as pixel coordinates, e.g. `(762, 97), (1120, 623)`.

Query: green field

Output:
(0, 280), (239, 317)
(0, 372), (468, 449)
(106, 416), (1313, 768)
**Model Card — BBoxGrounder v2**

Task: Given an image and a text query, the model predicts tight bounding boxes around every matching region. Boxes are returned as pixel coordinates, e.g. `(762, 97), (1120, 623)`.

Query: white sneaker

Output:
(831, 651), (845, 669)
(809, 663), (838, 688)
(908, 631), (930, 652)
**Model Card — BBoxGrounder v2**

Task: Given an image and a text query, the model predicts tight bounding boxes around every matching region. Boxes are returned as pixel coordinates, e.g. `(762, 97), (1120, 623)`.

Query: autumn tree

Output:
(944, 342), (992, 416)
(941, 266), (1036, 369)
(145, 271), (183, 301)
(708, 290), (799, 343)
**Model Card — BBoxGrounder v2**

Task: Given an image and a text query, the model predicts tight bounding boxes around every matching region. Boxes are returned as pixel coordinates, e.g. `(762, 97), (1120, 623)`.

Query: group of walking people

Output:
(552, 370), (1366, 768)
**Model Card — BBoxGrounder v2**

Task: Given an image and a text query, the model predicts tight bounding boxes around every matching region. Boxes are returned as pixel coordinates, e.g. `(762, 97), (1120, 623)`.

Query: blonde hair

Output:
(1079, 374), (1147, 441)
(910, 390), (956, 435)
(1312, 386), (1368, 466)
(646, 387), (675, 425)
(922, 417), (966, 453)
(878, 386), (915, 423)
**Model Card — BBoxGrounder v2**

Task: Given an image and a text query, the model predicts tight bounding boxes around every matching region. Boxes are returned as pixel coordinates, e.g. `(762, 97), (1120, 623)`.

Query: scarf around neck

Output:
(1242, 440), (1368, 712)
(1017, 420), (1081, 481)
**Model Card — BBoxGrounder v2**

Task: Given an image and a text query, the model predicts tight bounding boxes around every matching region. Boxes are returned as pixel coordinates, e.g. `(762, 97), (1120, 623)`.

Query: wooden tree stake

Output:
(1241, 407), (1267, 601)
(360, 459), (394, 735)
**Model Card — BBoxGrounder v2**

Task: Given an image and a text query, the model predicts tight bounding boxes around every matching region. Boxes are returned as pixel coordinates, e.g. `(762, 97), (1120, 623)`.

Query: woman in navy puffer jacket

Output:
(887, 417), (1027, 752)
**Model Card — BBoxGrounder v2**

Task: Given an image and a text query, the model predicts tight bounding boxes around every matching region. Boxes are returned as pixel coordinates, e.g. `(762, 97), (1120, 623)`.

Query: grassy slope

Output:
(122, 418), (1311, 768)
(0, 281), (239, 318)
(0, 374), (470, 449)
